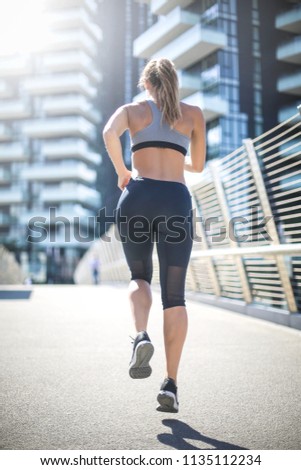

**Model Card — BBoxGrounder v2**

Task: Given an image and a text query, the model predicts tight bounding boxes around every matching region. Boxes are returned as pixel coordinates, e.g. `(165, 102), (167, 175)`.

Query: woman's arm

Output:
(184, 107), (206, 173)
(102, 105), (132, 190)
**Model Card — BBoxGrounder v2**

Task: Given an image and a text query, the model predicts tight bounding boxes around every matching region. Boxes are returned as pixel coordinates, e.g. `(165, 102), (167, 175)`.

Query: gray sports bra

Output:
(131, 100), (190, 156)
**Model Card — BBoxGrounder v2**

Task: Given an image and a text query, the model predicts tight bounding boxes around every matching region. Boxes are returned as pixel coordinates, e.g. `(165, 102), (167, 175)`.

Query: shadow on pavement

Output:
(157, 419), (248, 450)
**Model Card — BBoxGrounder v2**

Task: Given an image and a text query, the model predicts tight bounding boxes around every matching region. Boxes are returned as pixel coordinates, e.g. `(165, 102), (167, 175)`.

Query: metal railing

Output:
(189, 106), (301, 313)
(74, 106), (301, 323)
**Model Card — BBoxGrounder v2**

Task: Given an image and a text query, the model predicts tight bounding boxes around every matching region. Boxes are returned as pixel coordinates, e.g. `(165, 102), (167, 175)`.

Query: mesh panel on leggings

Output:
(163, 265), (187, 309)
(129, 258), (153, 284)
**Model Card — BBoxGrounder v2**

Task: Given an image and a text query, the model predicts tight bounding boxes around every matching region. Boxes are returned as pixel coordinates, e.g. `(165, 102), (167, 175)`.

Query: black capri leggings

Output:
(115, 177), (193, 310)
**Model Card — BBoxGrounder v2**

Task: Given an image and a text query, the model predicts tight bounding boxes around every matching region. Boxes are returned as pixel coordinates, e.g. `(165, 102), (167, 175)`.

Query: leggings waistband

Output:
(133, 176), (187, 188)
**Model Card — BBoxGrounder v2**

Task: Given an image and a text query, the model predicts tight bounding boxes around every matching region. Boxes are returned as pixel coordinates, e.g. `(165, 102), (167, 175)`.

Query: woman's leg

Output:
(163, 305), (188, 383)
(116, 179), (155, 379)
(129, 279), (152, 333)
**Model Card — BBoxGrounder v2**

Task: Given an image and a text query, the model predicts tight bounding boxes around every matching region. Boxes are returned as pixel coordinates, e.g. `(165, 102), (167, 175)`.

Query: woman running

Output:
(103, 58), (206, 412)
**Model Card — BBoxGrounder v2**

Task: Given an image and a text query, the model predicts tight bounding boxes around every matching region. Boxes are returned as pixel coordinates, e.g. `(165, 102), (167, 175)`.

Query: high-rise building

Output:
(133, 0), (301, 160)
(97, 0), (150, 226)
(0, 0), (103, 282)
(275, 0), (301, 122)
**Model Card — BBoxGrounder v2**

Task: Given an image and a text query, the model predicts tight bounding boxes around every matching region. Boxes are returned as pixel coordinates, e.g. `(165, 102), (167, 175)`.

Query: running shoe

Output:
(156, 377), (179, 413)
(129, 331), (154, 379)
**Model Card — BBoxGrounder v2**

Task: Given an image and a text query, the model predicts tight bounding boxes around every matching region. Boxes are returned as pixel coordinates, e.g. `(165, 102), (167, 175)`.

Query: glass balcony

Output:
(0, 56), (31, 77)
(151, 0), (194, 16)
(0, 100), (31, 120)
(47, 0), (97, 15)
(40, 183), (100, 208)
(47, 8), (102, 42)
(277, 36), (301, 64)
(134, 7), (199, 58)
(183, 91), (229, 121)
(41, 139), (101, 165)
(41, 51), (101, 83)
(42, 95), (101, 124)
(0, 80), (13, 98)
(43, 30), (97, 57)
(278, 71), (301, 95)
(0, 124), (13, 142)
(23, 73), (97, 98)
(153, 24), (227, 69)
(178, 70), (200, 98)
(22, 117), (96, 140)
(22, 162), (96, 184)
(0, 143), (27, 161)
(276, 5), (301, 34)
(0, 188), (24, 205)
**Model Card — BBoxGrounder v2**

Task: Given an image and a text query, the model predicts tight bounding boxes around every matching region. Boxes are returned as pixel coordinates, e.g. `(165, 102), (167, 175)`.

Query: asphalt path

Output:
(0, 285), (301, 450)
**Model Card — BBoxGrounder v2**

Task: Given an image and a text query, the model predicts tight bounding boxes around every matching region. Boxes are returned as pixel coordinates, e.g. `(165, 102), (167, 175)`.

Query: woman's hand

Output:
(118, 169), (132, 190)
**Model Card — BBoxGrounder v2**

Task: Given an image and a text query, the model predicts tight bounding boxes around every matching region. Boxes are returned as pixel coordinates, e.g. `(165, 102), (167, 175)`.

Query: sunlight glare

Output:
(0, 0), (50, 56)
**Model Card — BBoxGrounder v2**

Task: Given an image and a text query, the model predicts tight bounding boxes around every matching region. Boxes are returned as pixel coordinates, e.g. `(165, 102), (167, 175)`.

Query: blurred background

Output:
(0, 0), (300, 293)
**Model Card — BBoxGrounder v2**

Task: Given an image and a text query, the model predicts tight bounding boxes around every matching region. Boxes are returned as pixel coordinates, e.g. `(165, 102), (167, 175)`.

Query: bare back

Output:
(126, 101), (202, 184)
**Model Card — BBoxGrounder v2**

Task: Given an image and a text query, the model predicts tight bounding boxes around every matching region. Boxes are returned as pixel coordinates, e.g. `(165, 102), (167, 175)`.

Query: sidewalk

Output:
(0, 284), (301, 450)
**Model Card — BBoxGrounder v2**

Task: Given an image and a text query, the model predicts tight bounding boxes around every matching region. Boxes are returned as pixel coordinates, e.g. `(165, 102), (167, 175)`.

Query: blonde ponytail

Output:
(138, 58), (182, 127)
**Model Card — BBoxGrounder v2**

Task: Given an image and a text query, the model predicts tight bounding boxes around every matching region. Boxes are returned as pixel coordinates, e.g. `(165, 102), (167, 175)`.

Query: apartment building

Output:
(0, 0), (103, 282)
(276, 0), (301, 122)
(133, 0), (301, 160)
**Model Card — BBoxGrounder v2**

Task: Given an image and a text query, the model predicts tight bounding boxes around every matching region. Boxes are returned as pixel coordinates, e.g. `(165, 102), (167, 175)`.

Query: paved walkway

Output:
(0, 284), (301, 450)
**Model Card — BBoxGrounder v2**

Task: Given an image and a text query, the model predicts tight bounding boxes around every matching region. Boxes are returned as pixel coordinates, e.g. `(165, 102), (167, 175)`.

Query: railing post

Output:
(209, 161), (253, 304)
(190, 193), (221, 296)
(243, 138), (298, 312)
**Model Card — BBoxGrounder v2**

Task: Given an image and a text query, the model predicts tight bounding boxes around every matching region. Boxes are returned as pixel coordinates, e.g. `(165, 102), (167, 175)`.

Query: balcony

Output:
(0, 188), (24, 205)
(0, 143), (27, 161)
(277, 36), (301, 64)
(23, 73), (97, 98)
(278, 71), (301, 95)
(276, 6), (301, 33)
(0, 100), (31, 120)
(47, 8), (102, 42)
(41, 51), (101, 83)
(22, 162), (96, 184)
(42, 95), (101, 124)
(134, 7), (199, 58)
(22, 117), (96, 140)
(41, 139), (101, 165)
(183, 91), (229, 121)
(178, 70), (200, 98)
(47, 0), (98, 15)
(153, 23), (227, 69)
(0, 80), (13, 98)
(151, 0), (194, 16)
(20, 205), (94, 225)
(0, 143), (27, 162)
(43, 30), (97, 57)
(0, 56), (31, 77)
(0, 124), (13, 142)
(40, 183), (100, 209)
